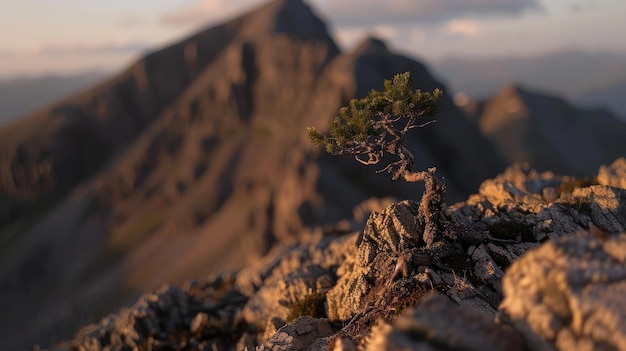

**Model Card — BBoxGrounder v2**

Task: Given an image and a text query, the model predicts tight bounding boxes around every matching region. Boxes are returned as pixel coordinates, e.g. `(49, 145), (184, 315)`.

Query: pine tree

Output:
(307, 72), (442, 181)
(307, 72), (446, 247)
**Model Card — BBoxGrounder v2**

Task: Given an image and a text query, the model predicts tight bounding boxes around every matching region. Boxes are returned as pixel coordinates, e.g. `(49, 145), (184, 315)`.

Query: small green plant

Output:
(307, 72), (442, 182)
(286, 292), (326, 323)
(307, 72), (445, 247)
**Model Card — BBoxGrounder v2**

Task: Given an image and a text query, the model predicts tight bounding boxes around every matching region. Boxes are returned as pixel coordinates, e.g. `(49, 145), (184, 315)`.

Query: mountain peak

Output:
(495, 84), (570, 113)
(353, 36), (390, 56)
(233, 0), (338, 52)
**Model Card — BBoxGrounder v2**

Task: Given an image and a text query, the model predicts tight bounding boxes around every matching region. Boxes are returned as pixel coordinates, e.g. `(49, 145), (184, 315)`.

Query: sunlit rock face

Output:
(501, 232), (626, 351)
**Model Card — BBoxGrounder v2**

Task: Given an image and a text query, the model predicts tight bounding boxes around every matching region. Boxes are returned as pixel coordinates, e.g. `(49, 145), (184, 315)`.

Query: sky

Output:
(0, 0), (625, 79)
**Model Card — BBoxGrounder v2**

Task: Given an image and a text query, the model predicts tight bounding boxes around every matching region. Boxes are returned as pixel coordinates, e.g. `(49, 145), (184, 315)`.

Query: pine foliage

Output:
(307, 72), (442, 181)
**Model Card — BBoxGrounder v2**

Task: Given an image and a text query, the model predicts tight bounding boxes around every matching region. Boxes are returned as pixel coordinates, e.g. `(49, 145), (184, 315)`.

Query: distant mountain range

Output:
(3, 44), (626, 128)
(433, 50), (626, 119)
(0, 71), (107, 125)
(0, 0), (505, 348)
(459, 84), (626, 176)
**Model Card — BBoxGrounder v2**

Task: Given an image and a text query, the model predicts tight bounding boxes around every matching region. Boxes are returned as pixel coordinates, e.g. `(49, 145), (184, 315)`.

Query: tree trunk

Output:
(403, 167), (445, 247)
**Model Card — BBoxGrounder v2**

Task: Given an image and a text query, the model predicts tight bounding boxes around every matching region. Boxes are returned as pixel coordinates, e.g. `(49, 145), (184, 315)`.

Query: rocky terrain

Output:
(51, 158), (626, 350)
(0, 0), (508, 348)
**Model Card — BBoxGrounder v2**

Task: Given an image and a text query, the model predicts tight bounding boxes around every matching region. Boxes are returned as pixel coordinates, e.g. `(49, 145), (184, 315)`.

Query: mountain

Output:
(432, 50), (626, 119)
(0, 0), (506, 349)
(462, 84), (626, 175)
(576, 79), (626, 118)
(0, 71), (107, 126)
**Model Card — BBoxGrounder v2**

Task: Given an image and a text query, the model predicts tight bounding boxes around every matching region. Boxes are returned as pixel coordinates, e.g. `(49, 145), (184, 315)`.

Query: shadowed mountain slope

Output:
(0, 0), (338, 232)
(0, 0), (505, 349)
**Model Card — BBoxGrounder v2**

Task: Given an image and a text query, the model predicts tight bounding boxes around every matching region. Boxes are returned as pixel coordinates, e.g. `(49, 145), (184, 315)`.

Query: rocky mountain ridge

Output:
(54, 158), (626, 350)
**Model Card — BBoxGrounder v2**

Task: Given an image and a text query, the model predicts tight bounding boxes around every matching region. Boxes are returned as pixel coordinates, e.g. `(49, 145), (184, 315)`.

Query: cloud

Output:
(322, 0), (542, 26)
(158, 0), (541, 31)
(159, 0), (261, 27)
(444, 20), (481, 38)
(34, 42), (151, 56)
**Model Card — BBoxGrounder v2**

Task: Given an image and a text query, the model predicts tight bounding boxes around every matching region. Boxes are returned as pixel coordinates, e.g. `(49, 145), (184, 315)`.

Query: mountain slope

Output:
(0, 0), (505, 349)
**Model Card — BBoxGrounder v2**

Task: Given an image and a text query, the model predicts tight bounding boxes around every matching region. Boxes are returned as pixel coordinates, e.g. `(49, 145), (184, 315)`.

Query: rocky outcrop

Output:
(500, 232), (626, 351)
(56, 280), (248, 350)
(258, 316), (334, 351)
(598, 157), (626, 189)
(54, 160), (626, 350)
(359, 293), (524, 351)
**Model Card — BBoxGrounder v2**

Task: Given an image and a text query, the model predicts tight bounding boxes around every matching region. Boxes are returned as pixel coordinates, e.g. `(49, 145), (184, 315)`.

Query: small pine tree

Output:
(307, 72), (441, 182)
(307, 72), (445, 247)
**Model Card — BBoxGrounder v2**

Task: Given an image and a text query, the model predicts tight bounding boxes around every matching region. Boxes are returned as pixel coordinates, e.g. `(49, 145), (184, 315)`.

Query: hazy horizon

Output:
(1, 0), (625, 122)
(1, 0), (625, 79)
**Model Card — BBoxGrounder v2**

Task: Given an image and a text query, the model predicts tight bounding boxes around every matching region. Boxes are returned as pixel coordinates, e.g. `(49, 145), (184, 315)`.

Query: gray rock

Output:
(258, 316), (333, 351)
(65, 285), (190, 350)
(500, 232), (626, 351)
(327, 200), (423, 321)
(362, 293), (524, 351)
(240, 235), (348, 341)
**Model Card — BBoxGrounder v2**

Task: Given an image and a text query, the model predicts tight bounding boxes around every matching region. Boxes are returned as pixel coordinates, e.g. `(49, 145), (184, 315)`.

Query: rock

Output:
(191, 313), (210, 334)
(61, 285), (191, 350)
(451, 164), (626, 266)
(57, 281), (248, 351)
(239, 235), (348, 342)
(598, 157), (626, 189)
(258, 316), (333, 351)
(327, 200), (423, 321)
(500, 232), (626, 351)
(362, 293), (524, 351)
